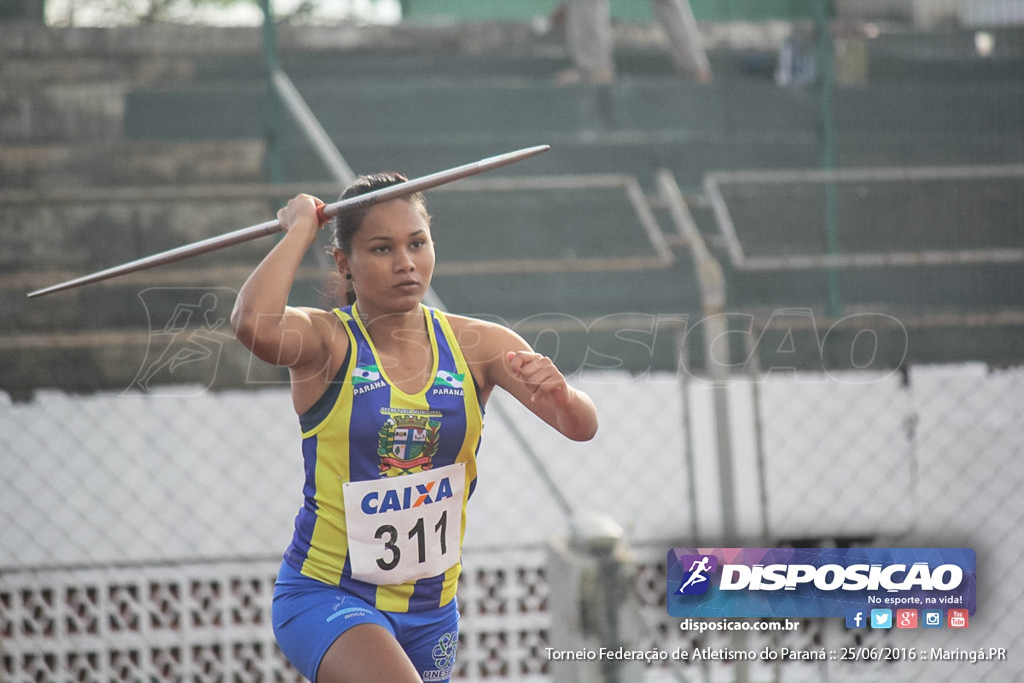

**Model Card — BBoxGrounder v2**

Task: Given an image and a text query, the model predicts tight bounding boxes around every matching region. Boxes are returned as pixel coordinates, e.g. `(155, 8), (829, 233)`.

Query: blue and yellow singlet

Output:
(283, 304), (484, 613)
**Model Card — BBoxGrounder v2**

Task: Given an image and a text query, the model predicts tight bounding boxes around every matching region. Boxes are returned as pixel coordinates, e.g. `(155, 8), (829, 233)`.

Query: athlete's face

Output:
(336, 198), (435, 314)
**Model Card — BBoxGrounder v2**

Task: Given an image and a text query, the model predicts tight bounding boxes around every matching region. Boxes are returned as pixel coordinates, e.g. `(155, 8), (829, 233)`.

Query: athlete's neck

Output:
(355, 302), (429, 352)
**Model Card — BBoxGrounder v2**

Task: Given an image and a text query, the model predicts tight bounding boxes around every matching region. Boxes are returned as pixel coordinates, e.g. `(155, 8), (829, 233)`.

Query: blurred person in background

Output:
(231, 173), (598, 682)
(554, 0), (713, 83)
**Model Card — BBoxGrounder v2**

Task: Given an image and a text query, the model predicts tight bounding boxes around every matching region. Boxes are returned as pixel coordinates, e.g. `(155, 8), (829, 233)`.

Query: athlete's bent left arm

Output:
(463, 320), (597, 441)
(505, 349), (598, 441)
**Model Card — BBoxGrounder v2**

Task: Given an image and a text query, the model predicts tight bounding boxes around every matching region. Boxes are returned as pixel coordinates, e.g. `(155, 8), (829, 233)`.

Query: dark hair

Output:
(326, 172), (430, 306)
(329, 172), (427, 253)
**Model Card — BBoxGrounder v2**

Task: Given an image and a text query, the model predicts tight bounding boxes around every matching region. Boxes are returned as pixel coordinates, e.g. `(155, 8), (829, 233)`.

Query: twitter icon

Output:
(870, 609), (893, 629)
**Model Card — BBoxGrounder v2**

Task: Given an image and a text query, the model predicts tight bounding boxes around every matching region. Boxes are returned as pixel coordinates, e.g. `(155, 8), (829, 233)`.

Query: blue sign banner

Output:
(667, 547), (976, 618)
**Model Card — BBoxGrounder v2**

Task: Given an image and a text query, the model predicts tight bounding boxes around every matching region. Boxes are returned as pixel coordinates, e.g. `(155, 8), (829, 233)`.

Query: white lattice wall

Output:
(1, 561), (295, 682)
(1, 547), (898, 683)
(1, 551), (559, 683)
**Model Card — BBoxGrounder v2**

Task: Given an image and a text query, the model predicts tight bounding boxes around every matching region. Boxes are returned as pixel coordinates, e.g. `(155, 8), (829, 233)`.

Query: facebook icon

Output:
(845, 609), (867, 629)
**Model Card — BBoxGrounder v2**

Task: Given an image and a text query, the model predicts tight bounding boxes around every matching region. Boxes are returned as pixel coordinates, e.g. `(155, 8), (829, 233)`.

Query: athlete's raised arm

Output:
(231, 194), (340, 374)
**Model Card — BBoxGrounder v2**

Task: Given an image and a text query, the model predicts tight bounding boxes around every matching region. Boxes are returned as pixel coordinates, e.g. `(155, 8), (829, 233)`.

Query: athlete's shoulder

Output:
(288, 305), (350, 368)
(442, 312), (526, 360)
(306, 304), (350, 320)
(440, 311), (512, 338)
(292, 304), (343, 320)
(294, 305), (347, 338)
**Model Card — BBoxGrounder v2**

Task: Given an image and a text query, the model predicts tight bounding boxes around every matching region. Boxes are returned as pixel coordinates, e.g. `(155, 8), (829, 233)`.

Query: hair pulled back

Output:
(325, 172), (429, 307)
(329, 172), (428, 253)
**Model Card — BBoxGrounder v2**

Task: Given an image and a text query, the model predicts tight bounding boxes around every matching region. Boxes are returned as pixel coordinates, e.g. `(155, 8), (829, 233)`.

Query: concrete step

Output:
(0, 140), (263, 190)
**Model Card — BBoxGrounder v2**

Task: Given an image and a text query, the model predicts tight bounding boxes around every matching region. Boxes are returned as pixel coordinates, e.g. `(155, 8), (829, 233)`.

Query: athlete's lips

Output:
(394, 279), (420, 291)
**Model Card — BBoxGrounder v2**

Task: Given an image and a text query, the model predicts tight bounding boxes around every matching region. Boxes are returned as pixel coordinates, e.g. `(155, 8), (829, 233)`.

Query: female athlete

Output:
(231, 172), (598, 683)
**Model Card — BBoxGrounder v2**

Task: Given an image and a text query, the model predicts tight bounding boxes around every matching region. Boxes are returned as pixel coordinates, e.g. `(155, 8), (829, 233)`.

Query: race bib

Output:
(343, 462), (465, 585)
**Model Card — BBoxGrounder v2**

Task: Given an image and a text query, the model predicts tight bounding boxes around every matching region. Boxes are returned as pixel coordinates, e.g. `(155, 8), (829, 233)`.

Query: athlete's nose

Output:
(394, 246), (415, 272)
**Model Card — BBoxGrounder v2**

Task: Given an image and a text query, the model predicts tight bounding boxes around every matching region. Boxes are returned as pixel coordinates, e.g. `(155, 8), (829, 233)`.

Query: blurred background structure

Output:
(2, 0), (1024, 681)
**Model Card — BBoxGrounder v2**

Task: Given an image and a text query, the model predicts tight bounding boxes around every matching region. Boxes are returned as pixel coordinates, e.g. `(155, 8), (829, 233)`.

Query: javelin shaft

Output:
(27, 145), (550, 299)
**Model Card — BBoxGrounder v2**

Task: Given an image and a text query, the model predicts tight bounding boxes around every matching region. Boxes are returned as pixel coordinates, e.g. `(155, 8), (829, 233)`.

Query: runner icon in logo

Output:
(676, 554), (718, 595)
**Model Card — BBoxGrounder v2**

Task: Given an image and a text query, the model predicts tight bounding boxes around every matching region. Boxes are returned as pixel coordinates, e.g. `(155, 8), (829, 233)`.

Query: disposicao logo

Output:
(667, 548), (975, 619)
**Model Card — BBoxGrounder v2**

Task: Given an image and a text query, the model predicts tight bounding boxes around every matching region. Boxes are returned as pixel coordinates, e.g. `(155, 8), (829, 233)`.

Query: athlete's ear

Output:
(333, 248), (350, 278)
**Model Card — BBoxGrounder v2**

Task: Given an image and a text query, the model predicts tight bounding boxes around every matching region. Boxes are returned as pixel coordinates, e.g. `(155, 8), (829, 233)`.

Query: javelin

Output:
(27, 144), (550, 299)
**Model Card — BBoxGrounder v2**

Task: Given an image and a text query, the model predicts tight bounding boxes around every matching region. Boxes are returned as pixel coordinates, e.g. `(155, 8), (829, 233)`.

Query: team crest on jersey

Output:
(377, 411), (441, 476)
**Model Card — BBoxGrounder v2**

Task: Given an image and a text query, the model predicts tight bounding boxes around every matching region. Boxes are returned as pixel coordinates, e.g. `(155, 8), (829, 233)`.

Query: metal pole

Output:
(488, 396), (576, 519)
(270, 67), (356, 187)
(816, 0), (841, 318)
(260, 0), (285, 183)
(658, 166), (749, 683)
(656, 171), (738, 541)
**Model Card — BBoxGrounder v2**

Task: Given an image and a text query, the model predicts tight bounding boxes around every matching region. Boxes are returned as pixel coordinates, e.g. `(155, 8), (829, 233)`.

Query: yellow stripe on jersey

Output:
(435, 310), (482, 551)
(299, 317), (358, 586)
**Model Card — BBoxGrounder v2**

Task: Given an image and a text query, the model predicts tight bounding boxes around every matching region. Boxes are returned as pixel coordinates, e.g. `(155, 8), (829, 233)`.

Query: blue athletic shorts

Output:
(272, 561), (460, 682)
